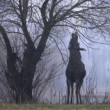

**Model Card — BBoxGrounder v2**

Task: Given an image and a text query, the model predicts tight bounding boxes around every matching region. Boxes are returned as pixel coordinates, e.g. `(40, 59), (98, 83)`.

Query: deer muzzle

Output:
(77, 48), (86, 51)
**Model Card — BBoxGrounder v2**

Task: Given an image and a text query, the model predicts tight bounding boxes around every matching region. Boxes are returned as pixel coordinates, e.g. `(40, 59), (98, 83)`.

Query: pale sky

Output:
(53, 32), (110, 96)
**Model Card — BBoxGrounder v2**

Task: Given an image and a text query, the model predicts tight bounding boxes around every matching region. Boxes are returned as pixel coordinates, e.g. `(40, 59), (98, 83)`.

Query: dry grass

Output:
(0, 104), (110, 110)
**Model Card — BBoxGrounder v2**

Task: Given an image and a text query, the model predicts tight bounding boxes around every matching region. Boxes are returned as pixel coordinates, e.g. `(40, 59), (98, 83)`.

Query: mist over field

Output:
(53, 33), (110, 97)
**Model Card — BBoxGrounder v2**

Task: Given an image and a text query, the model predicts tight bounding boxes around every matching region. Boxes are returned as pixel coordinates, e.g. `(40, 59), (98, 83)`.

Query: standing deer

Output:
(66, 32), (86, 104)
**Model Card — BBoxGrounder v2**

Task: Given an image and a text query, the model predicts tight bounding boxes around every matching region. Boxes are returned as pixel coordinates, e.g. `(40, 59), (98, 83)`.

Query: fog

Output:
(53, 33), (110, 96)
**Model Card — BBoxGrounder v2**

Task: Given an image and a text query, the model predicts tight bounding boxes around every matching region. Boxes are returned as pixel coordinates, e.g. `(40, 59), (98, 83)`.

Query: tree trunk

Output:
(14, 48), (36, 103)
(15, 81), (33, 103)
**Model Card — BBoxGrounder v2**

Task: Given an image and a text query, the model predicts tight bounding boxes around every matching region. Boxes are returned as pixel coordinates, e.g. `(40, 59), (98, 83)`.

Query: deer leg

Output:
(70, 82), (74, 104)
(67, 79), (70, 104)
(76, 80), (80, 104)
(79, 80), (83, 104)
(76, 82), (79, 104)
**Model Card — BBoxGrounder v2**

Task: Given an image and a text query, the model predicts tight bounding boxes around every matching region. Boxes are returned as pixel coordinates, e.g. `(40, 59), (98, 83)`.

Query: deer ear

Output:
(74, 32), (78, 40)
(72, 33), (74, 38)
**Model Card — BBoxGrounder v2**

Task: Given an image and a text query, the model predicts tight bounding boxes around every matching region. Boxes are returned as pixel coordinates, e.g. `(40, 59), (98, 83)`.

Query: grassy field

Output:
(0, 104), (110, 110)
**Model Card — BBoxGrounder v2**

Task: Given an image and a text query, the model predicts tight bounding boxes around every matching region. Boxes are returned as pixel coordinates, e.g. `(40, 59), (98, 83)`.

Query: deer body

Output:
(66, 33), (86, 104)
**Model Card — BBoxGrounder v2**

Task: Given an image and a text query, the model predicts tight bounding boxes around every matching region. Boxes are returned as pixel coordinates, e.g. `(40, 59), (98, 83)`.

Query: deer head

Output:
(69, 32), (86, 51)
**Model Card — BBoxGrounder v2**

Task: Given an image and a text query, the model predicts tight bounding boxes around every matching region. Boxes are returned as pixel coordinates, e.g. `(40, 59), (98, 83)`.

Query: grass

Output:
(0, 104), (110, 110)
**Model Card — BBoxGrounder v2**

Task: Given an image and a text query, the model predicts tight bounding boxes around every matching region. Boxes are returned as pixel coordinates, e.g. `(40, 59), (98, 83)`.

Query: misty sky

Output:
(53, 33), (110, 96)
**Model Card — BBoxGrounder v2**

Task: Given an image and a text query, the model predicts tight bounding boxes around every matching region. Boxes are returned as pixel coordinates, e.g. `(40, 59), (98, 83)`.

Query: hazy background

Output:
(53, 32), (110, 96)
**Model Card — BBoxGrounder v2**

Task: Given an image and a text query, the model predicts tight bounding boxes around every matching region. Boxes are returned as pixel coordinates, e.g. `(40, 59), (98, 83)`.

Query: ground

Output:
(0, 104), (110, 110)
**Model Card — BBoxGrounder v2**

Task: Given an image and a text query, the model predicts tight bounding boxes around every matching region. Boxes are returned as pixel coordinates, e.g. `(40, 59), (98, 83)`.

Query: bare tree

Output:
(0, 0), (110, 103)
